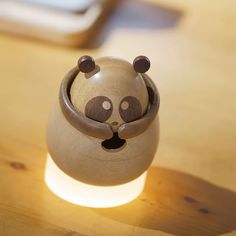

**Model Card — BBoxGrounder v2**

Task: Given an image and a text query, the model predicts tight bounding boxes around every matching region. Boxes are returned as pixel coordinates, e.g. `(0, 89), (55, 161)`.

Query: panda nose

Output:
(111, 121), (118, 126)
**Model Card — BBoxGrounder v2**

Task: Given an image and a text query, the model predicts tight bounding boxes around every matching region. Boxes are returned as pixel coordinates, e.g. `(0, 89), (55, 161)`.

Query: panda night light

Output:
(45, 55), (160, 208)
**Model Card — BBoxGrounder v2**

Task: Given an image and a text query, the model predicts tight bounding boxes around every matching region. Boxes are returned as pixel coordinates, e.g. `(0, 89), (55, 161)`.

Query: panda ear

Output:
(133, 56), (150, 73)
(77, 55), (95, 73)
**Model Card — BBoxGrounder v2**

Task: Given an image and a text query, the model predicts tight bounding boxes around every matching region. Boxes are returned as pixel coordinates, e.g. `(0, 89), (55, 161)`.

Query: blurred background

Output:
(0, 0), (236, 235)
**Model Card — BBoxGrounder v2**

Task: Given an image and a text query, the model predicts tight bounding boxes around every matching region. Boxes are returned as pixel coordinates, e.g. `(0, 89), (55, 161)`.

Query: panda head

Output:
(59, 55), (159, 150)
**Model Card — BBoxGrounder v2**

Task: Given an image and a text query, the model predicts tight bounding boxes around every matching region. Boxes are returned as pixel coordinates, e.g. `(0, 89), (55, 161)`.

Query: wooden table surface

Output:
(0, 0), (236, 235)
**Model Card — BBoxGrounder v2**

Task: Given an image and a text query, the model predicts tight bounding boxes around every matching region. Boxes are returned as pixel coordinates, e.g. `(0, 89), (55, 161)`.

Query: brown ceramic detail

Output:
(77, 55), (95, 74)
(119, 96), (142, 122)
(59, 67), (113, 139)
(118, 74), (160, 139)
(85, 96), (113, 122)
(133, 56), (150, 73)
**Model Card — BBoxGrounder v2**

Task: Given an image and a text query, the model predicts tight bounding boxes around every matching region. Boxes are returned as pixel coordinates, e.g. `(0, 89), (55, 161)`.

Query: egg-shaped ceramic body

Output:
(47, 56), (160, 186)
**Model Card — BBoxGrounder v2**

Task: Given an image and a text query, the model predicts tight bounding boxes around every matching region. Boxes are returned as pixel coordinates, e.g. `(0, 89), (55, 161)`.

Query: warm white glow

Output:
(45, 154), (147, 208)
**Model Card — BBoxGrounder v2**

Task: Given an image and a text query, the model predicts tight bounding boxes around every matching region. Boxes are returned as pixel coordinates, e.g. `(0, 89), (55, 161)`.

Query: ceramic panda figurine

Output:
(47, 55), (160, 186)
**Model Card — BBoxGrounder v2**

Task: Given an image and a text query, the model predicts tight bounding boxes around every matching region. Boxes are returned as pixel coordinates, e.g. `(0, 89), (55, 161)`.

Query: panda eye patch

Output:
(119, 96), (142, 122)
(85, 96), (113, 122)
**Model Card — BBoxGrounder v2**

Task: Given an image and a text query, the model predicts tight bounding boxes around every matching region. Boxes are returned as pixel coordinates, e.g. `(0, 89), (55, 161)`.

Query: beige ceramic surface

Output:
(47, 101), (159, 185)
(0, 0), (236, 235)
(47, 57), (159, 186)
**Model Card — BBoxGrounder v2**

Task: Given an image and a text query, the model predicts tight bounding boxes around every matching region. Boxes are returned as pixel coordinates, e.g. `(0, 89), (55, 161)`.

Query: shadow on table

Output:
(85, 0), (183, 48)
(94, 167), (236, 236)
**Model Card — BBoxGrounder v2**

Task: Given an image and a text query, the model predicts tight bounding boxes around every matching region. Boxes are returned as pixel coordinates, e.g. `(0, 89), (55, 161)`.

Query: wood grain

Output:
(0, 0), (236, 235)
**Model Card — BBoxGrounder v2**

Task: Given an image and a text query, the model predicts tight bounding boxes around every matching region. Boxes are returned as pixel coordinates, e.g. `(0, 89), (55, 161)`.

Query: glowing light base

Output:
(45, 154), (147, 208)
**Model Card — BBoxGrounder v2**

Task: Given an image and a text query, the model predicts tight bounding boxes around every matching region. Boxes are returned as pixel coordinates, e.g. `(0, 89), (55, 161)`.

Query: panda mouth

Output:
(101, 132), (126, 152)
